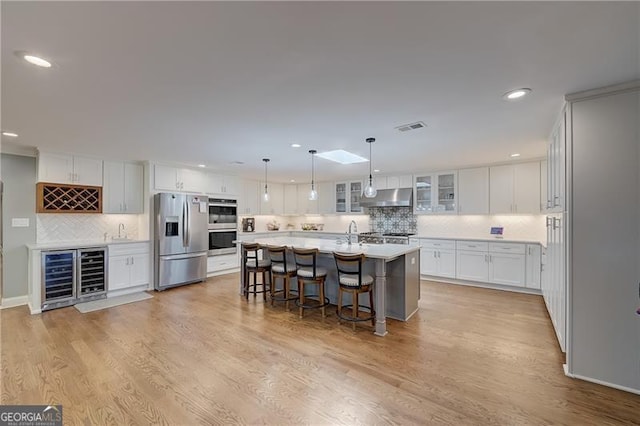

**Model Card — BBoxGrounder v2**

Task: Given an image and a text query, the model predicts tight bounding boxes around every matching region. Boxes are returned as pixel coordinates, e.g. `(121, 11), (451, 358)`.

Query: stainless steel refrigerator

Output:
(154, 193), (208, 290)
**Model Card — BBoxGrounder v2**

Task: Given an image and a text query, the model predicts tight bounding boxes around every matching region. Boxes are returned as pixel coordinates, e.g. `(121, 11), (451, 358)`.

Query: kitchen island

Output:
(243, 236), (421, 336)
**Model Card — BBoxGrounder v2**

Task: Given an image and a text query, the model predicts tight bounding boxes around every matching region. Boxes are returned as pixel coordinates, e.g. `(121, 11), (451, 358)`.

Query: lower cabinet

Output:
(525, 244), (542, 289)
(207, 253), (239, 274)
(419, 239), (455, 278)
(457, 243), (527, 287)
(108, 242), (150, 294)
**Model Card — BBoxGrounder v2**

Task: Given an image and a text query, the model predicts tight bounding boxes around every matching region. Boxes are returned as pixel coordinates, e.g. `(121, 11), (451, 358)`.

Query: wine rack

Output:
(37, 182), (102, 213)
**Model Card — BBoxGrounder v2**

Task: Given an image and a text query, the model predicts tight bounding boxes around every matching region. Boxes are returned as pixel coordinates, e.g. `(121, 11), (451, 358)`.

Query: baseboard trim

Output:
(565, 370), (640, 396)
(28, 301), (42, 315)
(207, 268), (240, 278)
(421, 275), (542, 296)
(1, 296), (28, 309)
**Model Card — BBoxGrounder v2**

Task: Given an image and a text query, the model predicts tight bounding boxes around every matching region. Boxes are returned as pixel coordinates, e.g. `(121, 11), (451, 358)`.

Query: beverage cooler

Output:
(41, 247), (108, 311)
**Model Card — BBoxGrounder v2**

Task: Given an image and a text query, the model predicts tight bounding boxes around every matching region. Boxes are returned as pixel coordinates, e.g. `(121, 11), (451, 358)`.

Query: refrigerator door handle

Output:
(186, 198), (191, 248)
(182, 200), (188, 248)
(161, 252), (207, 261)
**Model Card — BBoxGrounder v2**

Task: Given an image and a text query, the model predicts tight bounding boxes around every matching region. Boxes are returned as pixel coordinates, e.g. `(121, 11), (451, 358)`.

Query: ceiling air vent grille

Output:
(395, 121), (427, 132)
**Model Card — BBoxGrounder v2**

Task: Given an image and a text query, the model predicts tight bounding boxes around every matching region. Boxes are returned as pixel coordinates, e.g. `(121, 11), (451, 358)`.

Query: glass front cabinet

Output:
(335, 180), (363, 214)
(414, 171), (457, 214)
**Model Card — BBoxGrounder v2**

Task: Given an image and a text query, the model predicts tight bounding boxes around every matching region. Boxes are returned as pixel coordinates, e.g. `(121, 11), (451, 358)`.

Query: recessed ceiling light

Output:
(374, 169), (380, 173)
(510, 153), (521, 158)
(2, 131), (18, 137)
(197, 164), (206, 168)
(15, 51), (52, 68)
(291, 143), (301, 148)
(503, 88), (531, 100)
(316, 149), (368, 165)
(290, 179), (295, 182)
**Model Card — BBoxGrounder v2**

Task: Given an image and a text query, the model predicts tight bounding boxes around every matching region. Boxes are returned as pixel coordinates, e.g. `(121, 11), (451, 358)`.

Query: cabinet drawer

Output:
(108, 242), (150, 257)
(420, 239), (455, 250)
(208, 254), (239, 272)
(489, 242), (526, 254)
(456, 241), (488, 252)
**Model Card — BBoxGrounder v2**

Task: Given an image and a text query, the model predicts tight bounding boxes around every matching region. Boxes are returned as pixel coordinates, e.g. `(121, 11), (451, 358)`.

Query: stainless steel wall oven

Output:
(208, 229), (237, 255)
(208, 198), (237, 230)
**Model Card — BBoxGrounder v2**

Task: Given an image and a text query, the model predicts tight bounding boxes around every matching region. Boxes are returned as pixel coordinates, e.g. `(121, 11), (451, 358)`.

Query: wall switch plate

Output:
(11, 218), (30, 227)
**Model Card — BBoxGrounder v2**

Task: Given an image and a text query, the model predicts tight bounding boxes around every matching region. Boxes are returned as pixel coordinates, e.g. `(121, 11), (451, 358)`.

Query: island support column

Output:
(374, 258), (388, 336)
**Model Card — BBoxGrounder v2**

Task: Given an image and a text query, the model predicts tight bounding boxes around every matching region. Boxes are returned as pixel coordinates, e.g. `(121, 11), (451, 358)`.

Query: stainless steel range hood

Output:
(360, 187), (413, 208)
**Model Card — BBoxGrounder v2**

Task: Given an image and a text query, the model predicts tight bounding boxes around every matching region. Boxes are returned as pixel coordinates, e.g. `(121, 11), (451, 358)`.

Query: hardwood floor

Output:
(2, 274), (639, 425)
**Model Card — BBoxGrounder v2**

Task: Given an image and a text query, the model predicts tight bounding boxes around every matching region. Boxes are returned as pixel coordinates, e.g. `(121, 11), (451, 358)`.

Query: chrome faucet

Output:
(118, 223), (125, 239)
(347, 220), (358, 245)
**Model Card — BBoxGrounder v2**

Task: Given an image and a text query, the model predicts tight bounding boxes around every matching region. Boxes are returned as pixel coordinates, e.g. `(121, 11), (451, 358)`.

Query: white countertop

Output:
(251, 236), (419, 260)
(414, 235), (544, 245)
(26, 239), (150, 251)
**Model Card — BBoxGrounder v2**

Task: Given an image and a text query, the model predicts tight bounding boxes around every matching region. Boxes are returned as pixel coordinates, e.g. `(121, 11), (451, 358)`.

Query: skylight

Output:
(316, 149), (368, 165)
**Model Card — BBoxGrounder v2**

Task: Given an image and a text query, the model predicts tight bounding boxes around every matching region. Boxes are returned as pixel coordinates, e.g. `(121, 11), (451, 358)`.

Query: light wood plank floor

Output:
(2, 274), (639, 425)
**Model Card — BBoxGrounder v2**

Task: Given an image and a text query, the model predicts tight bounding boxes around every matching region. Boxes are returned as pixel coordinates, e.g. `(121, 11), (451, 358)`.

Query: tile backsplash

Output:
(36, 214), (141, 243)
(417, 214), (546, 243)
(368, 207), (417, 233)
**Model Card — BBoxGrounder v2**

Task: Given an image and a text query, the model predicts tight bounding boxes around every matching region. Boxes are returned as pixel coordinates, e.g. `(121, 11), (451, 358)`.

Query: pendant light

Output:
(363, 137), (377, 198)
(262, 158), (270, 202)
(308, 149), (318, 200)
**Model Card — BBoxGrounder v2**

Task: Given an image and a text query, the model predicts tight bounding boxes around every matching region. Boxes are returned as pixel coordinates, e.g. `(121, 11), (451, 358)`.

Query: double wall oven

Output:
(208, 198), (238, 255)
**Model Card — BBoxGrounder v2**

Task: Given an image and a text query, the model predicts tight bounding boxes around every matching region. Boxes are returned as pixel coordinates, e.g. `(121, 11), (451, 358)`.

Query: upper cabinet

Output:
(414, 171), (457, 214)
(259, 182), (284, 215)
(207, 173), (239, 196)
(489, 162), (541, 214)
(38, 152), (103, 186)
(154, 165), (208, 193)
(547, 106), (566, 212)
(373, 175), (413, 190)
(335, 180), (364, 214)
(238, 180), (260, 215)
(103, 161), (144, 214)
(457, 167), (489, 215)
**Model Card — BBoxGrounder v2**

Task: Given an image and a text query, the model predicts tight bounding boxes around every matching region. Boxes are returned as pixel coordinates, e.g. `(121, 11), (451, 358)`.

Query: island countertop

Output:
(249, 236), (419, 260)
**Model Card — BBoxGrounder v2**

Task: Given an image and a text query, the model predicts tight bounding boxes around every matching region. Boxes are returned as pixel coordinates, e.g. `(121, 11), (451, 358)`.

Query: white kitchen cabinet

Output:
(103, 161), (143, 214)
(108, 242), (150, 294)
(207, 173), (239, 196)
(414, 171), (457, 214)
(457, 167), (489, 214)
(420, 239), (456, 278)
(488, 252), (525, 287)
(317, 182), (334, 214)
(456, 250), (489, 282)
(525, 244), (541, 290)
(284, 184), (298, 215)
(372, 175), (412, 190)
(489, 162), (541, 214)
(154, 165), (207, 193)
(547, 106), (566, 212)
(540, 160), (548, 212)
(334, 180), (364, 214)
(38, 152), (103, 186)
(207, 253), (239, 274)
(239, 180), (260, 215)
(259, 182), (284, 215)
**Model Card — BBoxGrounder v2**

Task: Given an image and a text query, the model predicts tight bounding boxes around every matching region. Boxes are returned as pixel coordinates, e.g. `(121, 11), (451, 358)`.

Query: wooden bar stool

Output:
(241, 243), (271, 301)
(333, 252), (376, 331)
(292, 247), (329, 319)
(266, 245), (298, 310)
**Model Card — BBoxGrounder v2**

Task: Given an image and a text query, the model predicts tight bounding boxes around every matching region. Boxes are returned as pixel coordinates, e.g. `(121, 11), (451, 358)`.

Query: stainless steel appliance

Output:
(359, 188), (413, 208)
(41, 247), (108, 311)
(358, 232), (415, 245)
(154, 193), (208, 290)
(208, 198), (237, 229)
(208, 229), (237, 255)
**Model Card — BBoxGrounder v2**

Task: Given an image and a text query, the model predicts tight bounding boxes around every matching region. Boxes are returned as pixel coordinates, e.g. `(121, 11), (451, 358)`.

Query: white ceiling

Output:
(2, 2), (639, 182)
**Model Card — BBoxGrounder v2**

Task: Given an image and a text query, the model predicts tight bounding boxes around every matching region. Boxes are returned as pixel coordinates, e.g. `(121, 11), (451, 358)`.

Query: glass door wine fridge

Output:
(41, 247), (108, 311)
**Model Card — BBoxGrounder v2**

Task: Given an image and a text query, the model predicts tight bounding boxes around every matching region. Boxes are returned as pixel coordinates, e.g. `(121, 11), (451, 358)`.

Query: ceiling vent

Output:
(395, 121), (427, 132)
